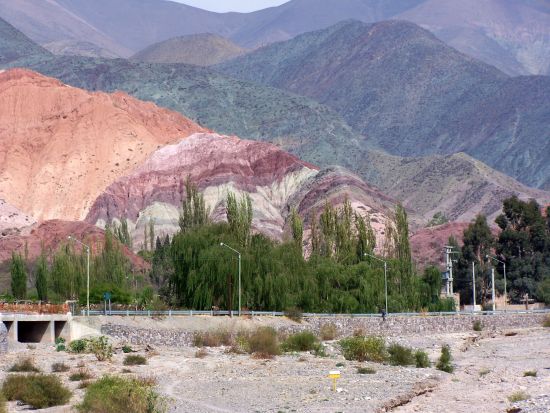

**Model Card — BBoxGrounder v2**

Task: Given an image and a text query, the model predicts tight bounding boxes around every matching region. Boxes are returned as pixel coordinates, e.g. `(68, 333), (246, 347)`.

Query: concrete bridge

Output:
(0, 313), (71, 344)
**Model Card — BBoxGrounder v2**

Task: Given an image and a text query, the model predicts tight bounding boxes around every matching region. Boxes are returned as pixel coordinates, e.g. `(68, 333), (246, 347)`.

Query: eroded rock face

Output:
(0, 68), (206, 221)
(0, 199), (35, 237)
(0, 220), (148, 270)
(86, 133), (396, 249)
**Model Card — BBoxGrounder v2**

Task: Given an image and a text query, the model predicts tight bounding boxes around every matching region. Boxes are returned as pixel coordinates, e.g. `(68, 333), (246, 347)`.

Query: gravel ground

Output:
(0, 327), (548, 412)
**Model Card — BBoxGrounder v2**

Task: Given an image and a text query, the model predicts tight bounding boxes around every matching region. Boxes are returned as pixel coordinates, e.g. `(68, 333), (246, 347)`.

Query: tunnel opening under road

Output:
(17, 321), (50, 343)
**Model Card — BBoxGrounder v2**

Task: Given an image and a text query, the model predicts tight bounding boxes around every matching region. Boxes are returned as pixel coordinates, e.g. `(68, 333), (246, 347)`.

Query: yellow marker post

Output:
(328, 370), (341, 391)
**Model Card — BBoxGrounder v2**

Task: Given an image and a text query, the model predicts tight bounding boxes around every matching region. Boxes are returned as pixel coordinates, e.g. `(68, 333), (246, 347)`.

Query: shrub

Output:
(87, 336), (113, 361)
(69, 369), (92, 382)
(51, 362), (70, 373)
(436, 345), (454, 373)
(79, 376), (166, 413)
(8, 357), (40, 372)
(473, 320), (482, 331)
(523, 370), (537, 377)
(55, 337), (66, 352)
(479, 368), (491, 377)
(122, 345), (133, 353)
(195, 348), (208, 358)
(542, 315), (550, 328)
(282, 331), (319, 352)
(339, 336), (387, 362)
(247, 327), (280, 356)
(508, 391), (530, 402)
(319, 323), (338, 341)
(123, 355), (147, 366)
(192, 330), (232, 347)
(284, 307), (303, 323)
(69, 339), (88, 354)
(0, 391), (6, 413)
(414, 350), (430, 368)
(2, 374), (71, 409)
(388, 343), (415, 366)
(357, 366), (376, 374)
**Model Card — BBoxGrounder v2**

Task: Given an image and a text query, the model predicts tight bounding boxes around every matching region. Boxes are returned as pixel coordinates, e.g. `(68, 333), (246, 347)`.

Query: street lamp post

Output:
(220, 242), (241, 316)
(67, 236), (90, 316)
(363, 252), (388, 315)
(487, 255), (507, 311)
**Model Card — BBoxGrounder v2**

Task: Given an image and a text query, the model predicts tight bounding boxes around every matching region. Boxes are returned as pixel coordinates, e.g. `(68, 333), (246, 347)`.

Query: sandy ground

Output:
(0, 327), (548, 412)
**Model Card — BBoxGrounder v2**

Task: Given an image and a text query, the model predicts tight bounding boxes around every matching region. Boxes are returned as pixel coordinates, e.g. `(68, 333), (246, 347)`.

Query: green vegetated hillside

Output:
(0, 17), (51, 64)
(218, 20), (550, 190)
(131, 33), (247, 66)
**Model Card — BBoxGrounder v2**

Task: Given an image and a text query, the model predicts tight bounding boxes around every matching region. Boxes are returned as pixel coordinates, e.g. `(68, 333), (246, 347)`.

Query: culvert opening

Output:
(18, 321), (50, 343)
(54, 320), (67, 340)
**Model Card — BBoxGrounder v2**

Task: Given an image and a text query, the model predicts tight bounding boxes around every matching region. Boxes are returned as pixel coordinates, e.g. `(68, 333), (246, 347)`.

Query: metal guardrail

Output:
(80, 308), (550, 317)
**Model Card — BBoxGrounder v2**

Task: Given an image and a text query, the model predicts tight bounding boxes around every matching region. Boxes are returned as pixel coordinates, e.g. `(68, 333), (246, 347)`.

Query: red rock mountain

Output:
(86, 133), (395, 249)
(0, 68), (206, 222)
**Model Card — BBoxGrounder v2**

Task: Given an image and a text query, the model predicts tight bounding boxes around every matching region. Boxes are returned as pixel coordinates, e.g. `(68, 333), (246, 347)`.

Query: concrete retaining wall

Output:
(100, 313), (547, 347)
(0, 322), (7, 352)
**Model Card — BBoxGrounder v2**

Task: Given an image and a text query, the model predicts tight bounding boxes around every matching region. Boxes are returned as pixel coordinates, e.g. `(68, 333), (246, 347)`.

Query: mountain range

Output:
(218, 20), (550, 190)
(1, 17), (547, 228)
(0, 0), (548, 76)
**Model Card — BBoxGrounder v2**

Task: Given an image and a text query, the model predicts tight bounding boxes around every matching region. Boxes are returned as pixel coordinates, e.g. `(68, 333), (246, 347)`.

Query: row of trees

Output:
(453, 196), (550, 305)
(6, 229), (144, 305)
(160, 185), (453, 313)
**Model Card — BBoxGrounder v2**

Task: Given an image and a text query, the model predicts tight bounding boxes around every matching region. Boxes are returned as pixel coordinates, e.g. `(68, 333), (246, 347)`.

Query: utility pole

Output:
(444, 246), (455, 297)
(472, 261), (476, 312)
(491, 267), (496, 312)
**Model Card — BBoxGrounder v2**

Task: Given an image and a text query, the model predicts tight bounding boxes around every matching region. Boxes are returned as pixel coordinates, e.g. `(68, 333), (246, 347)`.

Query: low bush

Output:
(542, 315), (550, 328)
(2, 374), (71, 409)
(55, 337), (66, 352)
(319, 323), (338, 341)
(508, 391), (530, 403)
(8, 357), (40, 372)
(69, 369), (93, 382)
(436, 345), (454, 373)
(282, 331), (319, 352)
(523, 370), (537, 377)
(79, 376), (166, 413)
(87, 336), (113, 361)
(473, 320), (482, 331)
(122, 345), (133, 353)
(479, 368), (491, 377)
(192, 330), (232, 347)
(0, 391), (6, 413)
(51, 362), (70, 373)
(284, 307), (303, 323)
(339, 336), (387, 362)
(123, 355), (147, 366)
(69, 339), (88, 354)
(357, 366), (376, 374)
(195, 348), (208, 358)
(247, 327), (280, 356)
(388, 344), (415, 366)
(414, 350), (430, 368)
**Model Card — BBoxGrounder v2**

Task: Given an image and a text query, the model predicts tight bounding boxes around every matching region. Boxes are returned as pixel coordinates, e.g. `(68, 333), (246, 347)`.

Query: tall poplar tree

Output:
(10, 252), (27, 299)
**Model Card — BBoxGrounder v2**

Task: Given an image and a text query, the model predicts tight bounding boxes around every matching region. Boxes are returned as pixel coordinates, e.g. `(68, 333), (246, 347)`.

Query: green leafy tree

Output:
(495, 196), (549, 302)
(290, 207), (303, 254)
(113, 218), (132, 248)
(10, 252), (27, 299)
(226, 191), (253, 247)
(179, 176), (209, 232)
(35, 252), (49, 302)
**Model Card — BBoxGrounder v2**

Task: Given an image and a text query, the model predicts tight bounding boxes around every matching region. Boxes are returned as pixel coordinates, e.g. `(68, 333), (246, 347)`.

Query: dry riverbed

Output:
(0, 327), (548, 412)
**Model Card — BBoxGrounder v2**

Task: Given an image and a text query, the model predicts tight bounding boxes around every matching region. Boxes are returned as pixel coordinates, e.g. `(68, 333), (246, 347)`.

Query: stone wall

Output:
(100, 313), (547, 347)
(0, 322), (7, 353)
(101, 324), (195, 347)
